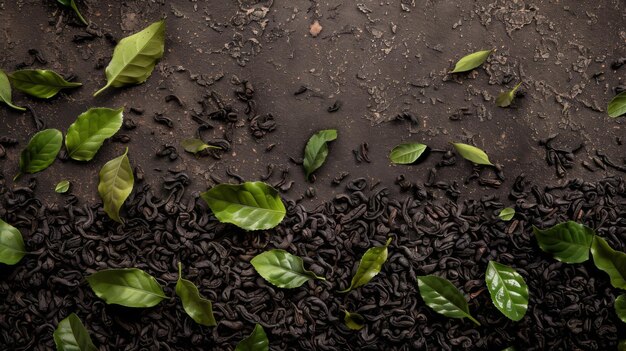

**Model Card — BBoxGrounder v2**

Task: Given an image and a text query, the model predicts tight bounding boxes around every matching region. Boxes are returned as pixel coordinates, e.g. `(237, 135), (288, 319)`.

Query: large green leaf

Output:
(452, 142), (493, 166)
(343, 310), (365, 330)
(9, 69), (81, 99)
(235, 324), (268, 351)
(251, 249), (325, 289)
(0, 69), (25, 111)
(450, 49), (493, 73)
(496, 82), (522, 108)
(608, 91), (626, 118)
(86, 268), (166, 308)
(57, 0), (88, 25)
(66, 107), (124, 161)
(417, 275), (480, 325)
(591, 236), (626, 290)
(98, 148), (134, 223)
(615, 294), (626, 323)
(201, 181), (285, 231)
(94, 20), (166, 96)
(53, 313), (97, 351)
(485, 261), (529, 321)
(532, 221), (594, 263)
(340, 238), (392, 293)
(303, 129), (337, 180)
(19, 129), (63, 175)
(389, 143), (427, 164)
(176, 262), (217, 326)
(0, 218), (26, 265)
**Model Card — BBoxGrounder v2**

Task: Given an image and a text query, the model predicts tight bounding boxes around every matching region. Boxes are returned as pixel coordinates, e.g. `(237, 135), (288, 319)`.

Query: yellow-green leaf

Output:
(389, 143), (427, 164)
(0, 218), (26, 265)
(55, 180), (71, 193)
(176, 262), (217, 326)
(450, 49), (493, 73)
(19, 129), (63, 175)
(340, 238), (392, 293)
(498, 207), (515, 221)
(66, 107), (124, 161)
(343, 310), (365, 330)
(0, 69), (25, 111)
(9, 69), (81, 99)
(251, 249), (325, 289)
(591, 236), (626, 290)
(496, 82), (522, 108)
(235, 324), (268, 351)
(53, 313), (97, 351)
(303, 129), (337, 180)
(452, 142), (493, 166)
(98, 148), (134, 223)
(608, 91), (626, 118)
(86, 268), (165, 308)
(181, 138), (219, 154)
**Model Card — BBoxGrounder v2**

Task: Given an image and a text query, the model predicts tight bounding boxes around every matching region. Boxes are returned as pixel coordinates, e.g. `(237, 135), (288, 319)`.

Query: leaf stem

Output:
(93, 84), (109, 97)
(467, 315), (481, 326)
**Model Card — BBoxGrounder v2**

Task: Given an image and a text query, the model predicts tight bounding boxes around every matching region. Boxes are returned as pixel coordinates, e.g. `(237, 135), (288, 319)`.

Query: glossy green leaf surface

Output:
(452, 142), (493, 166)
(498, 207), (515, 221)
(57, 0), (88, 25)
(485, 261), (528, 321)
(98, 148), (134, 223)
(235, 324), (268, 351)
(450, 49), (493, 73)
(176, 262), (217, 326)
(615, 294), (626, 323)
(9, 69), (81, 99)
(533, 221), (594, 263)
(608, 91), (626, 118)
(53, 313), (97, 351)
(55, 180), (71, 193)
(86, 268), (165, 308)
(389, 143), (427, 164)
(303, 129), (337, 180)
(66, 107), (124, 161)
(417, 275), (480, 325)
(19, 129), (63, 175)
(0, 69), (25, 111)
(201, 181), (285, 231)
(343, 310), (365, 330)
(496, 82), (522, 108)
(94, 20), (165, 96)
(591, 236), (626, 290)
(251, 249), (325, 289)
(0, 218), (26, 265)
(181, 138), (219, 154)
(340, 237), (392, 293)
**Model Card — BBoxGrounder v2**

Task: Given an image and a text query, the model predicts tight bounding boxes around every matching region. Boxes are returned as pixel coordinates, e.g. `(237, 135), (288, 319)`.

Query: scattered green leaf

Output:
(389, 143), (427, 164)
(55, 180), (71, 193)
(251, 249), (325, 289)
(450, 49), (493, 73)
(590, 236), (626, 290)
(86, 268), (165, 308)
(235, 324), (269, 351)
(8, 69), (81, 99)
(181, 138), (219, 154)
(94, 20), (166, 96)
(498, 207), (515, 221)
(0, 218), (26, 265)
(176, 262), (217, 326)
(452, 142), (493, 166)
(608, 91), (626, 118)
(98, 148), (134, 223)
(18, 129), (63, 176)
(615, 294), (626, 323)
(533, 221), (594, 263)
(417, 275), (480, 325)
(485, 261), (528, 321)
(65, 107), (124, 161)
(0, 69), (25, 111)
(343, 310), (365, 330)
(57, 0), (88, 25)
(340, 237), (392, 293)
(53, 313), (97, 351)
(303, 129), (337, 180)
(201, 181), (285, 231)
(496, 82), (522, 108)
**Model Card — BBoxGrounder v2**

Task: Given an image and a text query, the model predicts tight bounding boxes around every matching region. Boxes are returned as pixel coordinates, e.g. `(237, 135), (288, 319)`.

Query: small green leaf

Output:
(485, 261), (529, 321)
(343, 310), (365, 330)
(450, 49), (493, 73)
(176, 262), (217, 326)
(591, 236), (626, 290)
(416, 275), (480, 325)
(251, 249), (325, 289)
(94, 20), (166, 96)
(389, 143), (428, 164)
(0, 219), (26, 265)
(533, 221), (594, 263)
(608, 91), (626, 118)
(181, 138), (219, 154)
(615, 294), (626, 323)
(501, 348), (516, 351)
(496, 82), (522, 108)
(201, 181), (285, 231)
(53, 313), (97, 351)
(98, 148), (134, 223)
(340, 238), (392, 293)
(55, 180), (71, 193)
(8, 69), (82, 99)
(19, 129), (63, 175)
(235, 324), (269, 351)
(498, 207), (515, 221)
(452, 142), (493, 166)
(65, 107), (124, 161)
(0, 69), (25, 111)
(57, 0), (88, 25)
(86, 268), (166, 308)
(303, 129), (337, 180)
(620, 340), (626, 351)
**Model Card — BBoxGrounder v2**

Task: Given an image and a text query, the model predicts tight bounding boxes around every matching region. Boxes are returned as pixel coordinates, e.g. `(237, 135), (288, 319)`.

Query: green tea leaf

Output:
(98, 148), (134, 223)
(485, 261), (528, 321)
(389, 143), (427, 164)
(8, 69), (82, 99)
(608, 91), (626, 118)
(19, 129), (63, 175)
(452, 142), (493, 166)
(176, 262), (217, 326)
(343, 310), (365, 330)
(615, 294), (626, 323)
(251, 249), (325, 289)
(0, 218), (26, 265)
(340, 238), (392, 293)
(498, 207), (515, 221)
(532, 221), (594, 263)
(501, 348), (516, 351)
(0, 69), (25, 111)
(590, 236), (626, 290)
(235, 324), (268, 351)
(181, 138), (219, 154)
(303, 129), (337, 180)
(57, 0), (88, 25)
(201, 181), (285, 231)
(55, 180), (71, 193)
(86, 268), (165, 308)
(66, 107), (124, 161)
(450, 49), (493, 73)
(94, 20), (165, 96)
(620, 340), (626, 351)
(53, 313), (97, 351)
(416, 275), (480, 325)
(496, 82), (522, 108)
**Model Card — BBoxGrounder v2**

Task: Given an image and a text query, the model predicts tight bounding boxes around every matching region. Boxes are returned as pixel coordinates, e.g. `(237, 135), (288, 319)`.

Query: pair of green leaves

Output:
(450, 49), (493, 73)
(9, 69), (82, 99)
(0, 69), (25, 111)
(417, 275), (480, 325)
(0, 219), (26, 265)
(181, 138), (220, 155)
(57, 0), (88, 25)
(496, 82), (522, 108)
(389, 143), (427, 164)
(251, 250), (325, 289)
(201, 181), (286, 231)
(303, 129), (337, 180)
(98, 148), (134, 223)
(340, 237), (392, 293)
(235, 324), (269, 351)
(452, 142), (493, 166)
(608, 91), (626, 118)
(53, 313), (97, 351)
